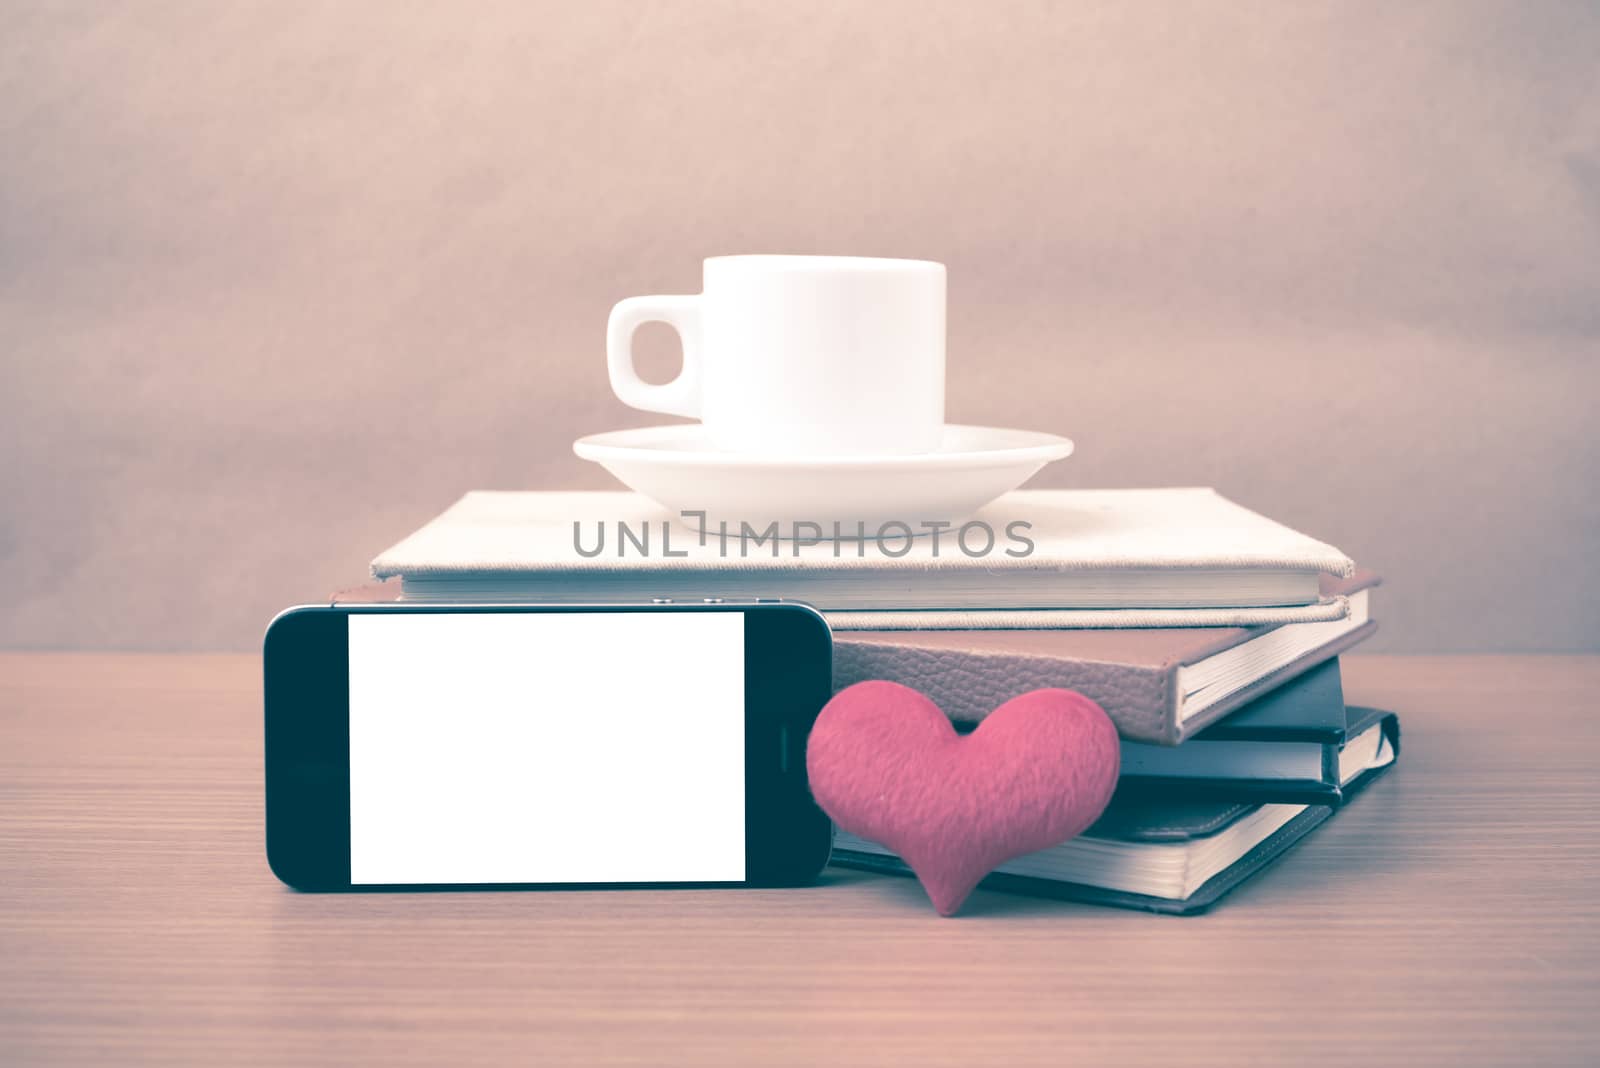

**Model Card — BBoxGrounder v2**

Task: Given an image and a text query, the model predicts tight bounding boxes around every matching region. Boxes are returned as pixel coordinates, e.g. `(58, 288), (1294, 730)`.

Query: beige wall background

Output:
(2, 1), (1597, 652)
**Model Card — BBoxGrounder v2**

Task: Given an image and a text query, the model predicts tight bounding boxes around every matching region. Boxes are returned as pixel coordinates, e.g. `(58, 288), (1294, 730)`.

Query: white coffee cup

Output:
(607, 255), (946, 456)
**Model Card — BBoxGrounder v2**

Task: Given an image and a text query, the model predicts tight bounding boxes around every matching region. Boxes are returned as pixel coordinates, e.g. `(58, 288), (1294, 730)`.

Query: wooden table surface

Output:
(3, 654), (1598, 1066)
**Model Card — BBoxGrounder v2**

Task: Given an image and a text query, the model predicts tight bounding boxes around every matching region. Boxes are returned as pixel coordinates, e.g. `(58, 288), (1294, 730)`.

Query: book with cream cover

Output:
(368, 488), (1357, 629)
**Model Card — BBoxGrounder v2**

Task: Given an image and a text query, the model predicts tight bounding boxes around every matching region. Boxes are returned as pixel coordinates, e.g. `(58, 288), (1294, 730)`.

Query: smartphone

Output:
(264, 601), (833, 891)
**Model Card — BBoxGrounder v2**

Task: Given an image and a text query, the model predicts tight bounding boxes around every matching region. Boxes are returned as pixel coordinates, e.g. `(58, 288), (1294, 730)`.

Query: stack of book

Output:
(356, 487), (1400, 914)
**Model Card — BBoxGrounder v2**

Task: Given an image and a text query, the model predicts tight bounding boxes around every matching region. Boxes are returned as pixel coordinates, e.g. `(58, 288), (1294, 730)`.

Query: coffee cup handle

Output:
(606, 295), (702, 418)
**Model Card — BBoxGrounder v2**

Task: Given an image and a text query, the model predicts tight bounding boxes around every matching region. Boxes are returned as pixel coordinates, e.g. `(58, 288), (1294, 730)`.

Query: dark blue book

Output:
(1115, 661), (1398, 804)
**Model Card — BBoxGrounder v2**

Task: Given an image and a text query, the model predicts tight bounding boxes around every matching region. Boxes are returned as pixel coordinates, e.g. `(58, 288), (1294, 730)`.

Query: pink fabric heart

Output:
(808, 681), (1121, 916)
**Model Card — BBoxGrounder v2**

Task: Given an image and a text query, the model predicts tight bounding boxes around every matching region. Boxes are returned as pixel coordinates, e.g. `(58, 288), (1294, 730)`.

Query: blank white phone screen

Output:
(347, 611), (745, 885)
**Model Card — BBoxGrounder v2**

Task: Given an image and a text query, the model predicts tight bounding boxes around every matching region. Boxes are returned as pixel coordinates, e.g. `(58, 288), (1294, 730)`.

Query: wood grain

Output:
(3, 654), (1598, 1066)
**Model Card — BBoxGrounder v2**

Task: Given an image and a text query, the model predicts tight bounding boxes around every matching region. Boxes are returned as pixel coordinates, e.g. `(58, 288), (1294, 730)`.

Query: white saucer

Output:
(572, 424), (1073, 533)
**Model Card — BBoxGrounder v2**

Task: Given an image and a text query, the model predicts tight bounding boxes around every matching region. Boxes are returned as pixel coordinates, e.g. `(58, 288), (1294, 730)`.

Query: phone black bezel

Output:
(264, 601), (833, 892)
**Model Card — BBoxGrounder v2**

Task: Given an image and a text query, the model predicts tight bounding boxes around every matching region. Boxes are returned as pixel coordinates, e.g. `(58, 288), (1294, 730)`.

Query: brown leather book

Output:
(833, 573), (1379, 745)
(330, 573), (1377, 745)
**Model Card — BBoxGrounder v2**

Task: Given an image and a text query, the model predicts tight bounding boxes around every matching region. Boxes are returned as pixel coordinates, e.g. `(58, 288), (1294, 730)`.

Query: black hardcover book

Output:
(831, 707), (1401, 915)
(1115, 661), (1396, 804)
